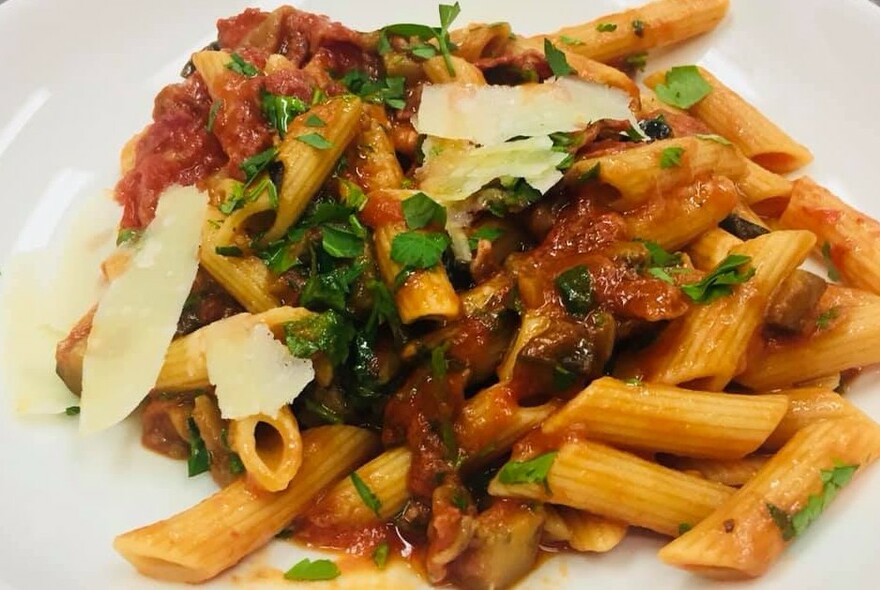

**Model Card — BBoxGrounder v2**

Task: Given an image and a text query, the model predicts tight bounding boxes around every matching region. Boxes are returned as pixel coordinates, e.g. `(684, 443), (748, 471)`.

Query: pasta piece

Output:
(763, 387), (863, 451)
(372, 217), (461, 324)
(156, 307), (312, 392)
(780, 177), (880, 295)
(459, 272), (514, 317)
(737, 160), (793, 210)
(564, 136), (747, 211)
(736, 298), (880, 390)
(644, 67), (812, 173)
(228, 406), (302, 493)
(423, 55), (487, 84)
(350, 106), (405, 193)
(114, 425), (380, 583)
(664, 455), (770, 487)
(555, 507), (629, 553)
(264, 53), (294, 75)
(526, 0), (729, 64)
(263, 96), (363, 242)
(685, 228), (741, 270)
(627, 230), (815, 390)
(658, 417), (880, 579)
(542, 377), (788, 459)
(496, 310), (552, 381)
(450, 22), (512, 62)
(624, 176), (738, 251)
(797, 373), (840, 390)
(638, 87), (686, 116)
(191, 51), (231, 94)
(488, 439), (734, 537)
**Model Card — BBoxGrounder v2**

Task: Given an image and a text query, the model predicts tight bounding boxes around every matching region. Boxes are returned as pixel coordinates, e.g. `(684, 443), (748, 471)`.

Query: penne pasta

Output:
(542, 377), (788, 459)
(664, 455), (770, 487)
(553, 507), (629, 553)
(450, 22), (512, 62)
(114, 426), (380, 583)
(496, 310), (552, 382)
(737, 160), (793, 210)
(763, 387), (863, 451)
(423, 55), (487, 84)
(685, 228), (742, 270)
(228, 406), (303, 493)
(659, 417), (880, 579)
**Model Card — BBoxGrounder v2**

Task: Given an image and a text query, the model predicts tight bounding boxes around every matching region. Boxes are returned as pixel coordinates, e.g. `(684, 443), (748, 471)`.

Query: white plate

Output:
(2, 0), (880, 588)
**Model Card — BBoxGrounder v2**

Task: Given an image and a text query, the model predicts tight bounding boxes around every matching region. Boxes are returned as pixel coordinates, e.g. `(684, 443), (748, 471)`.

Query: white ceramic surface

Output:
(1, 0), (880, 588)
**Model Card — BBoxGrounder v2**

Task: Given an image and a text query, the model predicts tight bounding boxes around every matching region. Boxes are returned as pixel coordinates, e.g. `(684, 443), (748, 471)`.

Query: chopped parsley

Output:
(660, 146), (685, 169)
(116, 228), (141, 246)
(694, 133), (732, 146)
(214, 245), (243, 257)
(390, 231), (450, 270)
(560, 34), (585, 44)
(816, 307), (840, 330)
(305, 114), (326, 127)
(498, 452), (558, 492)
(64, 405), (80, 416)
(578, 162), (601, 183)
(596, 23), (618, 33)
(821, 241), (841, 282)
(379, 2), (461, 76)
(555, 265), (594, 316)
(544, 39), (575, 77)
(401, 192), (446, 229)
(304, 399), (344, 425)
(321, 225), (364, 259)
(767, 462), (858, 541)
(681, 254), (755, 304)
(284, 310), (356, 366)
(225, 52), (259, 77)
(186, 418), (210, 477)
(632, 19), (646, 37)
(625, 52), (648, 71)
(642, 240), (682, 268)
(338, 179), (367, 211)
(240, 147), (278, 183)
(468, 226), (504, 251)
(654, 65), (712, 109)
(296, 132), (334, 150)
(283, 558), (341, 582)
(339, 71), (407, 110)
(678, 522), (693, 535)
(350, 472), (382, 517)
(260, 92), (308, 138)
(373, 542), (390, 569)
(300, 263), (365, 313)
(624, 376), (644, 386)
(206, 99), (222, 132)
(411, 43), (438, 59)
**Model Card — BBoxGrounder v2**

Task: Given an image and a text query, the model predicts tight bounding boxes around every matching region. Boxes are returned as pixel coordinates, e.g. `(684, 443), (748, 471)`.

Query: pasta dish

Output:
(27, 0), (880, 587)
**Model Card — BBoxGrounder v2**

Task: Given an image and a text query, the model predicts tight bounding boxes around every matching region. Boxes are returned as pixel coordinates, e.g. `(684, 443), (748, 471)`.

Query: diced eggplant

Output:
(719, 213), (770, 240)
(766, 270), (827, 332)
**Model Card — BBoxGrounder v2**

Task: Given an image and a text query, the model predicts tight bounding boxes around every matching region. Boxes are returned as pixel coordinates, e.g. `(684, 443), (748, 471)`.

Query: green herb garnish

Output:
(284, 310), (356, 366)
(305, 114), (326, 127)
(214, 245), (243, 257)
(350, 472), (382, 517)
(296, 132), (333, 150)
(390, 231), (450, 270)
(380, 2), (461, 76)
(373, 542), (390, 569)
(64, 405), (80, 416)
(632, 19), (646, 37)
(321, 225), (364, 259)
(596, 23), (617, 33)
(225, 52), (259, 77)
(498, 452), (558, 492)
(555, 265), (594, 316)
(402, 192), (446, 229)
(468, 226), (504, 251)
(660, 146), (684, 169)
(206, 99), (222, 132)
(283, 558), (341, 582)
(186, 418), (210, 477)
(816, 307), (840, 330)
(260, 92), (308, 138)
(560, 34), (585, 44)
(694, 133), (732, 146)
(116, 228), (142, 246)
(339, 71), (407, 110)
(680, 254), (755, 304)
(678, 522), (692, 535)
(544, 39), (575, 77)
(821, 241), (841, 282)
(654, 65), (712, 109)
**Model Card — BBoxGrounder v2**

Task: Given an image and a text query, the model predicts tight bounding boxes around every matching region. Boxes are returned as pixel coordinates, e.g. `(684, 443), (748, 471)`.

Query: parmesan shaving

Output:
(414, 77), (639, 146)
(79, 186), (206, 434)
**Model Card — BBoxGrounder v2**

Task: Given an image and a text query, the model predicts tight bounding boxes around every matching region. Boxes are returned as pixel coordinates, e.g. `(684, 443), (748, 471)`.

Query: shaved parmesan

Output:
(417, 136), (566, 204)
(80, 186), (206, 434)
(205, 322), (314, 420)
(414, 77), (639, 146)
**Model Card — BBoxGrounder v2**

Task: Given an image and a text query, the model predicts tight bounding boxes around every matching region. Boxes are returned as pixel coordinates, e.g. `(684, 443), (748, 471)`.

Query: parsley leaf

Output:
(300, 263), (365, 313)
(560, 34), (585, 44)
(402, 192), (446, 229)
(632, 19), (646, 37)
(390, 231), (450, 269)
(816, 307), (839, 330)
(225, 52), (259, 77)
(240, 147), (278, 183)
(680, 254), (755, 304)
(624, 376), (643, 386)
(373, 542), (390, 569)
(468, 226), (504, 251)
(116, 228), (141, 246)
(350, 472), (382, 517)
(660, 146), (684, 169)
(654, 65), (712, 109)
(338, 179), (367, 211)
(498, 452), (558, 492)
(596, 23), (617, 33)
(296, 132), (333, 150)
(678, 522), (693, 535)
(821, 241), (841, 282)
(284, 310), (356, 366)
(544, 39), (575, 77)
(578, 162), (601, 183)
(321, 225), (364, 258)
(283, 558), (341, 582)
(206, 100), (222, 132)
(411, 43), (438, 59)
(380, 3), (461, 77)
(64, 405), (80, 416)
(437, 2), (462, 75)
(694, 133), (732, 146)
(305, 114), (326, 127)
(555, 265), (594, 316)
(641, 240), (682, 268)
(260, 92), (308, 138)
(214, 245), (243, 257)
(625, 52), (648, 71)
(186, 418), (210, 477)
(339, 70), (408, 110)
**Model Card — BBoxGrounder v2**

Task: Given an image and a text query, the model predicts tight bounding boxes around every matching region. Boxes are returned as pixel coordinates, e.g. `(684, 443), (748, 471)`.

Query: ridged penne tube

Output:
(638, 87), (686, 117)
(644, 67), (812, 173)
(155, 307), (312, 392)
(624, 176), (738, 251)
(542, 377), (788, 459)
(780, 177), (880, 295)
(658, 417), (880, 579)
(263, 96), (363, 242)
(307, 383), (557, 528)
(736, 298), (880, 390)
(564, 136), (746, 211)
(763, 388), (862, 451)
(264, 53), (294, 74)
(191, 51), (232, 94)
(423, 55), (487, 84)
(685, 228), (741, 270)
(351, 107), (405, 193)
(488, 440), (734, 537)
(450, 22), (512, 62)
(459, 272), (514, 317)
(527, 0), (729, 64)
(228, 406), (302, 493)
(496, 310), (552, 381)
(737, 160), (793, 209)
(629, 230), (815, 390)
(114, 426), (380, 583)
(555, 507), (629, 553)
(373, 221), (461, 324)
(201, 205), (280, 313)
(664, 455), (770, 487)
(796, 373), (841, 390)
